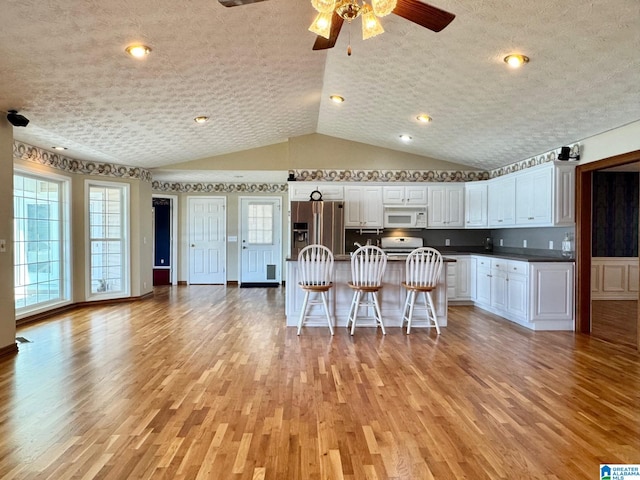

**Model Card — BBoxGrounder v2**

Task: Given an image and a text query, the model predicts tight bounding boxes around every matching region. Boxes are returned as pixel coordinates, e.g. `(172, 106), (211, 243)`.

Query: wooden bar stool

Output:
(401, 247), (443, 334)
(297, 244), (334, 335)
(347, 245), (387, 335)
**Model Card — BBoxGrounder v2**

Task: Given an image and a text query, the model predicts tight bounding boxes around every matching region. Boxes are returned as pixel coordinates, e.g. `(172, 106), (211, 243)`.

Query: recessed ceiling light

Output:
(194, 116), (209, 124)
(52, 146), (67, 151)
(416, 114), (432, 123)
(504, 54), (529, 68)
(125, 44), (152, 59)
(329, 95), (345, 104)
(399, 134), (412, 142)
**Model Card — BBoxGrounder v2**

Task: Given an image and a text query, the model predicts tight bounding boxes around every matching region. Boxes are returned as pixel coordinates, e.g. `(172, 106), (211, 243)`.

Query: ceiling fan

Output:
(218, 0), (455, 51)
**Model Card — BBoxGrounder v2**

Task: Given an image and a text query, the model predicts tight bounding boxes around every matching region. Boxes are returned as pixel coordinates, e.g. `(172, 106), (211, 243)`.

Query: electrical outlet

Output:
(523, 239), (528, 248)
(500, 239), (504, 246)
(549, 240), (554, 249)
(0, 239), (5, 252)
(445, 239), (450, 246)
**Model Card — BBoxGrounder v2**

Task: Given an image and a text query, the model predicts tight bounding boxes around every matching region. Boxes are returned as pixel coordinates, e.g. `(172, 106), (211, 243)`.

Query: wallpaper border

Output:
(288, 169), (489, 183)
(13, 140), (580, 191)
(151, 181), (288, 193)
(12, 141), (153, 183)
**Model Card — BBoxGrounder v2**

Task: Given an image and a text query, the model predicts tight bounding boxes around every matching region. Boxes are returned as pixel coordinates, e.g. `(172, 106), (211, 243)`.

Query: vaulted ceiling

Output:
(1, 0), (639, 177)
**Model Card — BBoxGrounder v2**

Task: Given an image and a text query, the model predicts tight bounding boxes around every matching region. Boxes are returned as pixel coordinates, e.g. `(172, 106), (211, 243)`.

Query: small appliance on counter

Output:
(380, 236), (424, 258)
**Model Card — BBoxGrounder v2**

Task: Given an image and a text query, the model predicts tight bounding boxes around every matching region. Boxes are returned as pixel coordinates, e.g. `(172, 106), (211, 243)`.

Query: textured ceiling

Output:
(1, 0), (639, 176)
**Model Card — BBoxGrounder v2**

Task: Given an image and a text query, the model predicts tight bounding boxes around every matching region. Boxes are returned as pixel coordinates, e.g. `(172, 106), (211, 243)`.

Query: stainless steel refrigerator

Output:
(290, 201), (345, 257)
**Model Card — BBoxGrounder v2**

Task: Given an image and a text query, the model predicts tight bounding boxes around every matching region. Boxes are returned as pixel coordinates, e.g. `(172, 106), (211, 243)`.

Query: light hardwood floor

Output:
(592, 300), (638, 349)
(1, 286), (639, 479)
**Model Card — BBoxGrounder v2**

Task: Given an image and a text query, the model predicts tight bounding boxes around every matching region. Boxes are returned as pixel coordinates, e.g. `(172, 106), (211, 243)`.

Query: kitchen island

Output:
(285, 256), (453, 330)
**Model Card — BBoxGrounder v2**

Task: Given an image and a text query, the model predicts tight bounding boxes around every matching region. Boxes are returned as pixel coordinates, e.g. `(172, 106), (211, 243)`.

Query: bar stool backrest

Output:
(405, 247), (443, 288)
(350, 245), (387, 287)
(298, 244), (334, 286)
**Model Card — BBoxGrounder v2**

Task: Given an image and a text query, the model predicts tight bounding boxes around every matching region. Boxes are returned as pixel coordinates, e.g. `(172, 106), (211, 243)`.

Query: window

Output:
(14, 170), (71, 313)
(87, 181), (129, 298)
(247, 203), (274, 244)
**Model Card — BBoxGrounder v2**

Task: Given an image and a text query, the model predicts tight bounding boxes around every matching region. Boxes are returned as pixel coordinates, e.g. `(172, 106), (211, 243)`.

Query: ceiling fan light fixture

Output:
(309, 11), (333, 39)
(125, 44), (152, 59)
(361, 4), (384, 39)
(335, 1), (362, 20)
(504, 54), (529, 68)
(311, 0), (336, 13)
(371, 0), (397, 17)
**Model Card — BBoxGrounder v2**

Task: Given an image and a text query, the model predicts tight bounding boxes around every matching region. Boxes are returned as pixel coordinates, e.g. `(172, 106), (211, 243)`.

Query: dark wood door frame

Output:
(575, 149), (640, 348)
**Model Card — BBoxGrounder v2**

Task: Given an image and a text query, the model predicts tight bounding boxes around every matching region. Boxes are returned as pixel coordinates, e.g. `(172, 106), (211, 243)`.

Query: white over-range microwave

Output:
(383, 207), (427, 228)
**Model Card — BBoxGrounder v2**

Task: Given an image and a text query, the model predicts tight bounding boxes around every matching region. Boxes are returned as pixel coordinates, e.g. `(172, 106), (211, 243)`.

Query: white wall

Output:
(0, 120), (16, 351)
(580, 120), (640, 164)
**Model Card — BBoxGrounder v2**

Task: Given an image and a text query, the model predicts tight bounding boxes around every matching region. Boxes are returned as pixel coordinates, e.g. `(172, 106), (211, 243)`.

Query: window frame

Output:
(13, 166), (72, 319)
(85, 179), (130, 301)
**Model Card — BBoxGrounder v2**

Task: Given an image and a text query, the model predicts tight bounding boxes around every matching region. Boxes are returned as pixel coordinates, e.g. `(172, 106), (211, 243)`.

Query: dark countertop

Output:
(440, 250), (575, 263)
(287, 255), (456, 262)
(287, 251), (574, 263)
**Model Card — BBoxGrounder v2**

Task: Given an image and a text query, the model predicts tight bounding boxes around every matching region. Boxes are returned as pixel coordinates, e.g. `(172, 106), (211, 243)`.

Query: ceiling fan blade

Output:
(393, 0), (455, 32)
(312, 12), (344, 50)
(218, 0), (268, 6)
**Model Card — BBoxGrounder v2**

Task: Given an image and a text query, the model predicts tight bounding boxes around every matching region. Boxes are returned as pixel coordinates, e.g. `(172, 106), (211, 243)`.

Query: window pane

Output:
(88, 184), (127, 296)
(14, 173), (67, 312)
(247, 203), (274, 244)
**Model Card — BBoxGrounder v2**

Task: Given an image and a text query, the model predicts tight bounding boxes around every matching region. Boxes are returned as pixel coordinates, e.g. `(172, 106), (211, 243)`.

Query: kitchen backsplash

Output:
(346, 227), (573, 258)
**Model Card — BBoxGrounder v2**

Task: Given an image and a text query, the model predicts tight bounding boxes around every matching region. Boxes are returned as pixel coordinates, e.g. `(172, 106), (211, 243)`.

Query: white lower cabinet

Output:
(471, 255), (574, 330)
(529, 263), (574, 328)
(447, 255), (476, 303)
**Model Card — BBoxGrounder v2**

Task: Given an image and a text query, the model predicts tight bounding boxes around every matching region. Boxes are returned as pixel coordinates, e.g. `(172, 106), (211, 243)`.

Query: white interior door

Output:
(188, 197), (226, 284)
(240, 197), (282, 285)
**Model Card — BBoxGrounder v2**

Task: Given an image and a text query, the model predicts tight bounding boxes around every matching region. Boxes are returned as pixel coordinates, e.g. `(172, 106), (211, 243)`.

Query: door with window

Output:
(188, 197), (226, 284)
(239, 197), (281, 285)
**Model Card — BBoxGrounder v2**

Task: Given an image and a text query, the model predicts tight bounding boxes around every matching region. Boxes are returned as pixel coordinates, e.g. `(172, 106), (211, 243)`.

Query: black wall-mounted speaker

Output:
(558, 146), (571, 160)
(7, 110), (29, 127)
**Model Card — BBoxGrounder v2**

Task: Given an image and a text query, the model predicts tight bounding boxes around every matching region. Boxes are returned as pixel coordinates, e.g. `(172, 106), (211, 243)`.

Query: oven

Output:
(380, 236), (424, 258)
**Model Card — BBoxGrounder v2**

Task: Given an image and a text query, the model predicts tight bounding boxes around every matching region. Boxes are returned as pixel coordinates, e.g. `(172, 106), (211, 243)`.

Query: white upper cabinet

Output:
(427, 184), (464, 228)
(515, 162), (576, 227)
(344, 186), (383, 228)
(464, 181), (488, 228)
(515, 167), (553, 225)
(289, 183), (344, 201)
(382, 186), (427, 205)
(488, 176), (516, 227)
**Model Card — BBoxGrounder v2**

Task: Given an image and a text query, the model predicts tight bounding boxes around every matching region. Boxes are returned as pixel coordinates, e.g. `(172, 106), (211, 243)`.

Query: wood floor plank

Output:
(0, 286), (638, 479)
